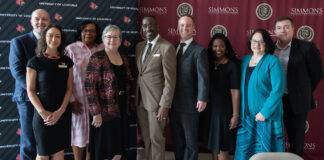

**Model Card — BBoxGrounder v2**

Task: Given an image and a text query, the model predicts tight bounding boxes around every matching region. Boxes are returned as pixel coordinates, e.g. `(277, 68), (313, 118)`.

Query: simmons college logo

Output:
(177, 2), (193, 17)
(90, 2), (98, 10)
(210, 25), (228, 38)
(55, 13), (63, 21)
(291, 8), (323, 16)
(256, 3), (273, 20)
(16, 25), (25, 33)
(297, 25), (314, 41)
(16, 0), (25, 6)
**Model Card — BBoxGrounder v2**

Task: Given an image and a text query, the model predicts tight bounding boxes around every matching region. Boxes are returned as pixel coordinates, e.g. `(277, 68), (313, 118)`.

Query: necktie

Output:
(143, 43), (152, 63)
(177, 43), (186, 61)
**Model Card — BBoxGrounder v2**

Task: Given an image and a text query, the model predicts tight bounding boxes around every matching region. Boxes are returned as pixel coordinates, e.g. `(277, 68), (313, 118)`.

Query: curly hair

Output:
(207, 33), (237, 67)
(75, 20), (101, 44)
(247, 29), (275, 54)
(35, 24), (66, 57)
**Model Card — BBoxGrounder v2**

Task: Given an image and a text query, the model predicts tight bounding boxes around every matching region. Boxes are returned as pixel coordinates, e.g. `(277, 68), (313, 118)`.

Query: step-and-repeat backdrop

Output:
(138, 0), (324, 160)
(0, 0), (137, 159)
(1, 0), (324, 159)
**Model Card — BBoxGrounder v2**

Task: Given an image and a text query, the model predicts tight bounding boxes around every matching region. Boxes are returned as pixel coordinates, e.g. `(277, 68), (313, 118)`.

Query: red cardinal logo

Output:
(17, 128), (21, 135)
(16, 0), (25, 6)
(16, 154), (21, 160)
(124, 16), (131, 23)
(124, 40), (131, 47)
(16, 25), (25, 33)
(90, 2), (98, 10)
(55, 13), (63, 21)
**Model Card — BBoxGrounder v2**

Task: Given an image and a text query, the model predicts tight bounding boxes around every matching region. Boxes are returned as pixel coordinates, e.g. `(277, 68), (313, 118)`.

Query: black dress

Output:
(89, 62), (129, 160)
(207, 60), (240, 153)
(27, 55), (73, 156)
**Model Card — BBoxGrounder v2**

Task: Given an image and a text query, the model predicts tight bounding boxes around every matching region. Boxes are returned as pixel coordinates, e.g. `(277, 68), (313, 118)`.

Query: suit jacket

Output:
(135, 36), (176, 111)
(85, 51), (131, 120)
(172, 40), (209, 113)
(240, 53), (285, 120)
(9, 31), (37, 102)
(286, 38), (323, 114)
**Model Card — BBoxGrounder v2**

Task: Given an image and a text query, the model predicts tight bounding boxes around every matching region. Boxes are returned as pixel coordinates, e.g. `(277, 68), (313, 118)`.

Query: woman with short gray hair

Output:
(85, 24), (131, 160)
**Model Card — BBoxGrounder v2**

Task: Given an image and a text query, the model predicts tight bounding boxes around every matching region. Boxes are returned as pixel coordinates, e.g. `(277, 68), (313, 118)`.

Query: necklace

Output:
(250, 55), (263, 66)
(44, 53), (60, 59)
(214, 58), (228, 70)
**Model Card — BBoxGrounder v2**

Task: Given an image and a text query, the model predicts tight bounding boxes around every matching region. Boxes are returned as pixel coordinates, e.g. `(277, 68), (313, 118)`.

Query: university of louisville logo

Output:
(17, 128), (21, 135)
(124, 16), (131, 23)
(124, 40), (131, 47)
(90, 2), (98, 10)
(256, 3), (273, 20)
(177, 2), (193, 17)
(16, 25), (25, 33)
(210, 25), (228, 38)
(55, 13), (63, 21)
(16, 0), (25, 6)
(297, 25), (314, 41)
(16, 154), (20, 160)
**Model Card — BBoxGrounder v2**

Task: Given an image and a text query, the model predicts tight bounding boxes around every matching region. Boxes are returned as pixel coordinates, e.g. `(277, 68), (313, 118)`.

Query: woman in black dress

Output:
(26, 24), (73, 159)
(207, 33), (240, 160)
(85, 24), (131, 160)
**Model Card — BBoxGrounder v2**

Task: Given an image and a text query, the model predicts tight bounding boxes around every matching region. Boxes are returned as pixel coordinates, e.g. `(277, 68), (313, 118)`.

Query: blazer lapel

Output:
(137, 42), (146, 73)
(287, 38), (298, 74)
(142, 38), (161, 71)
(180, 40), (195, 61)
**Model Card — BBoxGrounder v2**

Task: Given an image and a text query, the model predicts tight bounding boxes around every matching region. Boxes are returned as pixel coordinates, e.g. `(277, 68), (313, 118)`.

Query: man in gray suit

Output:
(135, 15), (176, 160)
(170, 15), (209, 160)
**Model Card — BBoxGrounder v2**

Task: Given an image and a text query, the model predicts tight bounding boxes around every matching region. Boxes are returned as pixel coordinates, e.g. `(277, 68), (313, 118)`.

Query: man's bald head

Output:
(30, 9), (50, 36)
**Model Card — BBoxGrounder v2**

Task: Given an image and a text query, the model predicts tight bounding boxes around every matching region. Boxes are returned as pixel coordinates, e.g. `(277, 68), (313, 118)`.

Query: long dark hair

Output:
(75, 20), (101, 44)
(247, 29), (275, 54)
(207, 33), (237, 68)
(35, 24), (66, 57)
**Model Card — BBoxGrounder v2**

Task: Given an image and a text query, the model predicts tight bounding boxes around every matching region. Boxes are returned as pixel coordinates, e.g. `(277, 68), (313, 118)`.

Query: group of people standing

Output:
(8, 8), (323, 160)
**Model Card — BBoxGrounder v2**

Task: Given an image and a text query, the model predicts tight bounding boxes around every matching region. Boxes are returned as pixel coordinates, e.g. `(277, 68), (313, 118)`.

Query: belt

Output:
(118, 91), (125, 95)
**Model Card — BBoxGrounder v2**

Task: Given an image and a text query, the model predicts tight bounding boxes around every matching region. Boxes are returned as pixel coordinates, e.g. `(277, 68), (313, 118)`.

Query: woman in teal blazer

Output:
(235, 29), (285, 160)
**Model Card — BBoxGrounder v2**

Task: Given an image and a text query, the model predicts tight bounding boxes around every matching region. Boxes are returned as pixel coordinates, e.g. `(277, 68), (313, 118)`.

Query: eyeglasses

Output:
(251, 39), (265, 45)
(104, 35), (120, 40)
(82, 29), (96, 33)
(142, 23), (157, 28)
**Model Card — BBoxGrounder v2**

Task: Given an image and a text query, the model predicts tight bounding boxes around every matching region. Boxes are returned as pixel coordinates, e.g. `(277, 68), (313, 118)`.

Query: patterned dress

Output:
(65, 41), (104, 147)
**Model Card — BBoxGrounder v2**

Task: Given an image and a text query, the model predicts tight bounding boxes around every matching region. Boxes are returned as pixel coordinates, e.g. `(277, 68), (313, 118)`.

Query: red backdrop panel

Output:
(138, 0), (324, 159)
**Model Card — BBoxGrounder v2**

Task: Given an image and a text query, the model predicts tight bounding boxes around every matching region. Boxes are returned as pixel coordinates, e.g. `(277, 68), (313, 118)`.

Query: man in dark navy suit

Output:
(9, 9), (50, 160)
(170, 15), (209, 160)
(274, 16), (323, 157)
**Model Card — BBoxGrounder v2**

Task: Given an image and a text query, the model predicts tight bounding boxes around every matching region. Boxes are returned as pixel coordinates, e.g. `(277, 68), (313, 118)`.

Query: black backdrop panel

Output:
(0, 0), (138, 159)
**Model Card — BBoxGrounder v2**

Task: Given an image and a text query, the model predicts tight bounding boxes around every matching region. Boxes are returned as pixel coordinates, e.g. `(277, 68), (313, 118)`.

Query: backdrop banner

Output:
(0, 0), (138, 159)
(137, 0), (324, 160)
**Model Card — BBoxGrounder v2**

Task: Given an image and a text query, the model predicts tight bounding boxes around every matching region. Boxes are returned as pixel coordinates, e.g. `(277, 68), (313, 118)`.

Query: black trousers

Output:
(282, 94), (308, 157)
(170, 110), (200, 160)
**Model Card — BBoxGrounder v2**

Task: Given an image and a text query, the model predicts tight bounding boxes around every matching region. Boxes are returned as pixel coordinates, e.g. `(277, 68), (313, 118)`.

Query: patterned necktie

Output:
(177, 43), (186, 61)
(143, 43), (152, 63)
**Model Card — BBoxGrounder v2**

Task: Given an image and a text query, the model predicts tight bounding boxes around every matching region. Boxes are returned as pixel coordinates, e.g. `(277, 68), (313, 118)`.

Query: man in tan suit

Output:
(135, 15), (176, 160)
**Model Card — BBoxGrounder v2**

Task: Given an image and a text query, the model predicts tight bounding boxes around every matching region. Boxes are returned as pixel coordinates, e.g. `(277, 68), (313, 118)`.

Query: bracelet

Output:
(233, 114), (239, 117)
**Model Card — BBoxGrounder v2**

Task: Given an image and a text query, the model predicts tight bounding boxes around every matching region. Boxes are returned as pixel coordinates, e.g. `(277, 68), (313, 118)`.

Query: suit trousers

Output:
(283, 94), (308, 157)
(16, 101), (37, 160)
(137, 101), (166, 160)
(170, 110), (200, 160)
